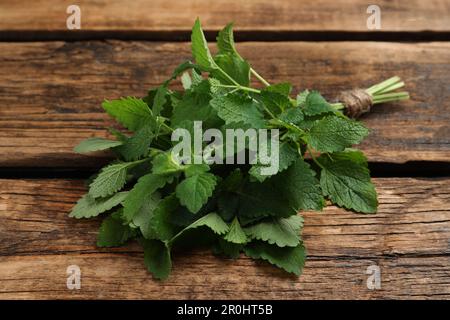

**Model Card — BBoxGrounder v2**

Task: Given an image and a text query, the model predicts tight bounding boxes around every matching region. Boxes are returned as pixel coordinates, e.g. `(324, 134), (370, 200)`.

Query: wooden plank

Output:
(1, 254), (448, 299)
(0, 41), (449, 167)
(0, 178), (449, 299)
(0, 0), (449, 33)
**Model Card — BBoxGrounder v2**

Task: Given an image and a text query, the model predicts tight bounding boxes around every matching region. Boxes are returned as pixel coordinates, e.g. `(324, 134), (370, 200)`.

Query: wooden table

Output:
(0, 0), (449, 299)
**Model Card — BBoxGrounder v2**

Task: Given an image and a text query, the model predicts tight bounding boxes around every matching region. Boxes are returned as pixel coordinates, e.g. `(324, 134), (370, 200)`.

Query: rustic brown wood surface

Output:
(1, 41), (449, 167)
(1, 0), (449, 301)
(0, 178), (449, 299)
(1, 0), (449, 32)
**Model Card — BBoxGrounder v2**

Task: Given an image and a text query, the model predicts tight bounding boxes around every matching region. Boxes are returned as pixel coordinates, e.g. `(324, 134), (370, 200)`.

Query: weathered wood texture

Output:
(1, 178), (449, 299)
(1, 41), (449, 167)
(1, 0), (449, 32)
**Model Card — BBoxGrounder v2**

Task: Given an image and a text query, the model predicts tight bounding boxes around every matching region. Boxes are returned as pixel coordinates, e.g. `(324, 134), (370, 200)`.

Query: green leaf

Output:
(214, 238), (243, 259)
(150, 194), (180, 241)
(249, 142), (298, 182)
(184, 163), (210, 177)
(244, 242), (306, 275)
(244, 215), (303, 247)
(319, 155), (378, 213)
(224, 217), (247, 244)
(240, 159), (324, 219)
(278, 107), (304, 125)
(266, 83), (292, 96)
(260, 87), (292, 114)
(330, 149), (368, 165)
(123, 173), (171, 221)
(303, 91), (335, 116)
(181, 72), (192, 90)
(132, 193), (161, 239)
(191, 18), (217, 71)
(115, 125), (154, 161)
(217, 23), (238, 56)
(69, 192), (128, 219)
(172, 212), (229, 244)
(152, 152), (183, 175)
(307, 116), (369, 152)
(89, 161), (142, 198)
(210, 94), (266, 129)
(296, 90), (309, 107)
(176, 172), (217, 213)
(102, 97), (154, 132)
(170, 80), (223, 129)
(152, 86), (168, 116)
(214, 54), (250, 86)
(142, 239), (172, 280)
(74, 137), (122, 153)
(97, 213), (134, 247)
(283, 159), (325, 211)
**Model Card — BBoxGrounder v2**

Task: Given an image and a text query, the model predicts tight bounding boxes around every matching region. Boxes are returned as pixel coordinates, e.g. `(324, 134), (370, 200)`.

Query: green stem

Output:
(216, 83), (261, 94)
(307, 146), (325, 170)
(330, 102), (345, 110)
(250, 68), (270, 86)
(372, 91), (410, 104)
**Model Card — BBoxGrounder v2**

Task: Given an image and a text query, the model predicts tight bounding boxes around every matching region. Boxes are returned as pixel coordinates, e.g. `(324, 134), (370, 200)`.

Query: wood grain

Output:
(0, 0), (449, 33)
(0, 178), (449, 299)
(0, 41), (449, 167)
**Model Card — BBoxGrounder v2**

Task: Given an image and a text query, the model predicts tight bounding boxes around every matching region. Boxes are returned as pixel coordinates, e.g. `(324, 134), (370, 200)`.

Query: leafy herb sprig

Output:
(70, 19), (409, 280)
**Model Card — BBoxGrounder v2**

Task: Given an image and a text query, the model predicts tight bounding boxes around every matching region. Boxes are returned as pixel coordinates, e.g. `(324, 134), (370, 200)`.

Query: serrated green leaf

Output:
(171, 212), (229, 244)
(217, 23), (238, 56)
(214, 54), (250, 86)
(181, 72), (192, 90)
(296, 90), (309, 107)
(278, 107), (304, 125)
(170, 80), (223, 129)
(307, 116), (369, 152)
(249, 142), (298, 182)
(244, 215), (303, 247)
(214, 238), (243, 259)
(97, 213), (134, 247)
(74, 137), (122, 153)
(319, 155), (378, 213)
(210, 94), (266, 129)
(102, 97), (154, 132)
(123, 173), (171, 222)
(260, 86), (292, 114)
(240, 159), (324, 219)
(89, 161), (143, 198)
(330, 149), (368, 165)
(152, 86), (168, 116)
(176, 172), (217, 213)
(185, 163), (210, 177)
(132, 193), (161, 239)
(266, 83), (292, 96)
(303, 91), (335, 116)
(224, 217), (247, 244)
(69, 192), (128, 219)
(152, 152), (183, 175)
(142, 239), (172, 280)
(115, 125), (154, 161)
(150, 194), (180, 241)
(191, 18), (217, 71)
(283, 159), (325, 211)
(244, 242), (306, 275)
